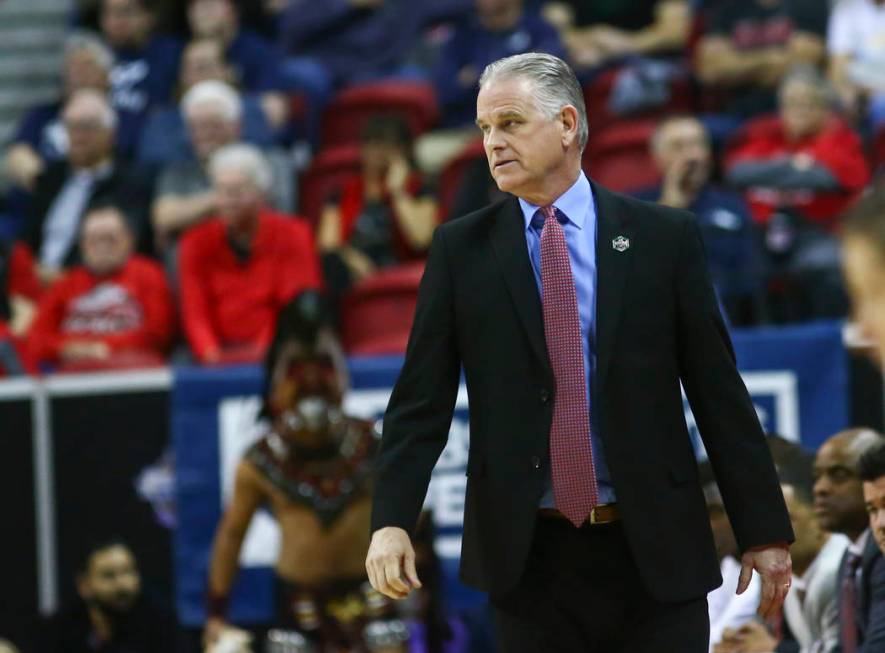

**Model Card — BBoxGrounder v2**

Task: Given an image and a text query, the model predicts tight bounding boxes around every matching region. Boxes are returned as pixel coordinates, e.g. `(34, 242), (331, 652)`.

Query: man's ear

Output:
(560, 105), (580, 148)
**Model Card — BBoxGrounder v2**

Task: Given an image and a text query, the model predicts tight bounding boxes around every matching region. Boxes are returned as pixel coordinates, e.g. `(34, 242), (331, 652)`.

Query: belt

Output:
(538, 504), (620, 525)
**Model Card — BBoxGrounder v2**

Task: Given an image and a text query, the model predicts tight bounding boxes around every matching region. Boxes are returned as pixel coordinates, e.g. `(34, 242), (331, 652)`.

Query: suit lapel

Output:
(489, 197), (551, 376)
(593, 181), (634, 389)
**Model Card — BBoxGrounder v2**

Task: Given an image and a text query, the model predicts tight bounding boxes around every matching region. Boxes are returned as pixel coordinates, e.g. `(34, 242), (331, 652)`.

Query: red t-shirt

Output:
(27, 255), (176, 364)
(178, 208), (321, 363)
(0, 243), (41, 340)
(726, 115), (870, 228)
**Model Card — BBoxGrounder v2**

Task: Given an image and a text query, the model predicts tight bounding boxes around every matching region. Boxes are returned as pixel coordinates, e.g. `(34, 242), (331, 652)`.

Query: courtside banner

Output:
(173, 321), (848, 626)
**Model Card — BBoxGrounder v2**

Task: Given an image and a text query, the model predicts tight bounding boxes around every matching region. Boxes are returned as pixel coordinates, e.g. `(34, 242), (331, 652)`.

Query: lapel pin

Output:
(612, 235), (630, 252)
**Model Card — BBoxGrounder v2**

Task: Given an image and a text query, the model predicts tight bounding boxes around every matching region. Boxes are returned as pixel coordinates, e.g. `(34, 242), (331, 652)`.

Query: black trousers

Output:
(491, 517), (709, 653)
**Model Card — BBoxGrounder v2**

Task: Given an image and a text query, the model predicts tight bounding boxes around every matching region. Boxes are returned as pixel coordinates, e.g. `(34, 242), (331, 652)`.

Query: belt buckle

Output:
(589, 506), (598, 525)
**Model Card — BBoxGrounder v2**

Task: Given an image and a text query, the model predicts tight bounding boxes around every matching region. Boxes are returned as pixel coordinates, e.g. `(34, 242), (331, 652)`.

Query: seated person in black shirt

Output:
(542, 0), (690, 70)
(696, 0), (829, 134)
(40, 539), (175, 653)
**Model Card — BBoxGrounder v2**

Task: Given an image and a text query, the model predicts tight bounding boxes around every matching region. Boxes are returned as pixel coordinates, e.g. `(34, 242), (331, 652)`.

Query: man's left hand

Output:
(737, 544), (792, 620)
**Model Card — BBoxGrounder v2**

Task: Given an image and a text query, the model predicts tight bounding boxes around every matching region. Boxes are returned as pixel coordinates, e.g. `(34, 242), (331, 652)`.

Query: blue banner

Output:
(173, 321), (848, 627)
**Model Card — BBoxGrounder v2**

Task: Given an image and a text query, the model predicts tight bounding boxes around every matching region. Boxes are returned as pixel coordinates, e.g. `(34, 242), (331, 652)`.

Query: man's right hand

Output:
(365, 527), (422, 599)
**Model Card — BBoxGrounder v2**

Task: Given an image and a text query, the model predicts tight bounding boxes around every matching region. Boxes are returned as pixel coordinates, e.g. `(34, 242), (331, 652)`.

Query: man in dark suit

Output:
(366, 52), (794, 652)
(24, 89), (151, 285)
(816, 429), (885, 652)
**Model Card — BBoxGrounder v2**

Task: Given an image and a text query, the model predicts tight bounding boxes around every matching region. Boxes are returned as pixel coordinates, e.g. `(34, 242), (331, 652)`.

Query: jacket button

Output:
(531, 456), (541, 469)
(539, 389), (550, 404)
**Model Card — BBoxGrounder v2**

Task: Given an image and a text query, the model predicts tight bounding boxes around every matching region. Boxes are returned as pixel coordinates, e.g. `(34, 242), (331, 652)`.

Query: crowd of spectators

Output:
(0, 0), (882, 375)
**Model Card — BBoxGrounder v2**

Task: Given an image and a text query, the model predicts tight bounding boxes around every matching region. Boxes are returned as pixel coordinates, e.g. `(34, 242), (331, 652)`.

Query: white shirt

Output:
(828, 0), (885, 61)
(39, 162), (112, 269)
(708, 555), (762, 652)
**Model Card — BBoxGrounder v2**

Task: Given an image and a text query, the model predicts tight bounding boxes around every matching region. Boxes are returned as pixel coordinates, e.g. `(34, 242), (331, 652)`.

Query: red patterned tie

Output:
(841, 551), (862, 653)
(539, 205), (598, 526)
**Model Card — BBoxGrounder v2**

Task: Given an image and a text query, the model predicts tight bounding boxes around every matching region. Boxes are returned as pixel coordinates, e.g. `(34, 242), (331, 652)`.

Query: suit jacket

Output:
(836, 532), (885, 652)
(25, 160), (152, 268)
(371, 182), (794, 600)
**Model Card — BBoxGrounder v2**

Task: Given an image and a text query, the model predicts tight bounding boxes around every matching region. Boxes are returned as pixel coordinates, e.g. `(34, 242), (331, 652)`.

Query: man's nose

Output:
(813, 477), (829, 497)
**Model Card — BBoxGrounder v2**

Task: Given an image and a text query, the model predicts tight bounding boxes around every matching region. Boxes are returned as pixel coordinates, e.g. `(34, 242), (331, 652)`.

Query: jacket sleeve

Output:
(861, 555), (885, 652)
(674, 216), (794, 551)
(370, 226), (460, 535)
(178, 233), (220, 362)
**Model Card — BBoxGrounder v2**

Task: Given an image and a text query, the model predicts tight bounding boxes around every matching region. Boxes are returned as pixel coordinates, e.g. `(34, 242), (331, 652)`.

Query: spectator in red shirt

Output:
(27, 205), (175, 370)
(0, 242), (41, 375)
(179, 143), (321, 365)
(726, 66), (870, 230)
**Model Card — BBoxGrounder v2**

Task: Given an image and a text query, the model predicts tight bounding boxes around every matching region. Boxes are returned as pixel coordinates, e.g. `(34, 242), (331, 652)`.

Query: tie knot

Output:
(532, 205), (563, 232)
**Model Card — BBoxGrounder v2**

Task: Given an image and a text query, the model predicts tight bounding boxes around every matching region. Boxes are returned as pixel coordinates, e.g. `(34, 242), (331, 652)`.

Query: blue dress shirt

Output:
(518, 171), (617, 506)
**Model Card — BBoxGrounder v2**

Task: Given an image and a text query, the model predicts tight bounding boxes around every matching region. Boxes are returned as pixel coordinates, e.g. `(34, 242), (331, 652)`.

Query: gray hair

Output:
(479, 52), (589, 150)
(847, 429), (885, 469)
(64, 88), (118, 130)
(181, 80), (243, 124)
(64, 30), (115, 73)
(209, 143), (273, 194)
(779, 65), (838, 109)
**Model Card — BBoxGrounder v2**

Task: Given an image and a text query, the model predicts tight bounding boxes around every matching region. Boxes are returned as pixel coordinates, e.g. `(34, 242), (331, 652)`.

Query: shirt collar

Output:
(849, 529), (871, 556)
(519, 171), (593, 231)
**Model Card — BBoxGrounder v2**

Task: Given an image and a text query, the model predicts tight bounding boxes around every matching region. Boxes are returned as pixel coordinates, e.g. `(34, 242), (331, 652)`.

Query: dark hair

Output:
(259, 290), (332, 417)
(360, 115), (413, 150)
(859, 442), (885, 482)
(77, 537), (132, 576)
(844, 184), (885, 256)
(766, 434), (815, 503)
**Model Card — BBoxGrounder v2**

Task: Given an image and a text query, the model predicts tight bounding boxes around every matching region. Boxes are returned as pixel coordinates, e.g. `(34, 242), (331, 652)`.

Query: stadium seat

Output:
(583, 119), (661, 193)
(583, 65), (694, 135)
(437, 137), (486, 221)
(298, 144), (362, 225)
(873, 124), (885, 173)
(341, 262), (425, 355)
(320, 80), (440, 148)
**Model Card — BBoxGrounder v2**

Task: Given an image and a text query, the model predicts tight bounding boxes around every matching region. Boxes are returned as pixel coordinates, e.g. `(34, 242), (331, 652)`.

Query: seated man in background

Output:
(137, 37), (276, 167)
(204, 291), (412, 652)
(716, 437), (849, 653)
(635, 115), (760, 325)
(696, 0), (829, 138)
(827, 0), (885, 132)
(726, 67), (870, 231)
(99, 0), (183, 135)
(812, 429), (885, 652)
(151, 80), (294, 256)
(186, 0), (289, 130)
(27, 205), (175, 370)
(4, 31), (119, 192)
(24, 89), (152, 285)
(542, 0), (689, 72)
(39, 539), (175, 653)
(178, 144), (320, 365)
(420, 0), (564, 171)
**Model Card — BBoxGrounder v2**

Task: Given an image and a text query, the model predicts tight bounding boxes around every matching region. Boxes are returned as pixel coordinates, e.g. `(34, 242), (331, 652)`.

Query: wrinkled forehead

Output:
(476, 76), (539, 122)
